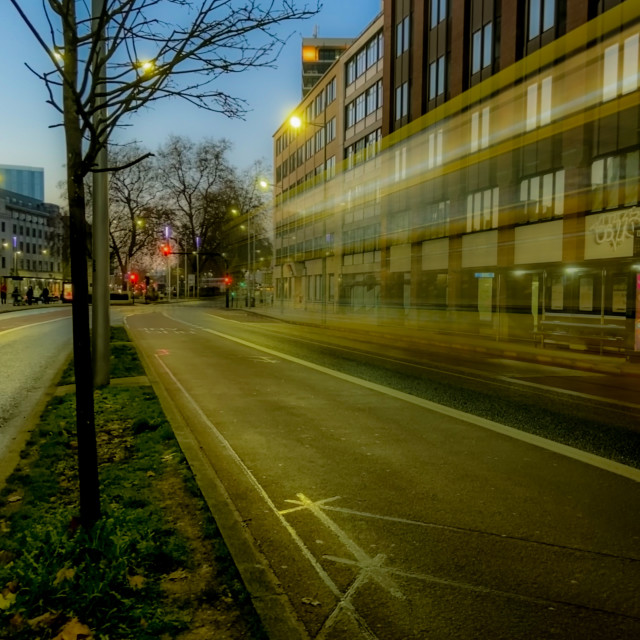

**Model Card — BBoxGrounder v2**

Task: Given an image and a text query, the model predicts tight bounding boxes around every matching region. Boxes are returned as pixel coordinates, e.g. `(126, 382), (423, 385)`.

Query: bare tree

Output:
(156, 136), (240, 277)
(10, 0), (320, 527)
(104, 145), (162, 288)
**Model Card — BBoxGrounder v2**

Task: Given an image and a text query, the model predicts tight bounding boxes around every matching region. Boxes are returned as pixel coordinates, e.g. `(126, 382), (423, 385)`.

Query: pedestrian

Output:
(26, 286), (34, 306)
(0, 282), (6, 305)
(12, 287), (20, 306)
(42, 286), (49, 304)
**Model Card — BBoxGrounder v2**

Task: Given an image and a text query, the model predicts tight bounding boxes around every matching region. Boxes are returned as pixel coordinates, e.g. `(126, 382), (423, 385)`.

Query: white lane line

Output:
(0, 316), (68, 336)
(164, 312), (640, 483)
(150, 352), (383, 637)
(293, 493), (404, 599)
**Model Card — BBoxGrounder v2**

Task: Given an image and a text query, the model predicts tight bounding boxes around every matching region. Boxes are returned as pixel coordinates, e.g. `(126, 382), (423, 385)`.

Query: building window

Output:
(326, 117), (336, 143)
(428, 129), (444, 168)
(428, 56), (446, 99)
(315, 92), (325, 115)
(520, 170), (565, 222)
(356, 48), (367, 77)
(430, 0), (447, 28)
(470, 106), (490, 151)
(472, 22), (493, 74)
(325, 77), (336, 104)
(395, 82), (409, 120)
(529, 0), (555, 40)
(603, 34), (639, 102)
(526, 76), (552, 130)
(326, 156), (336, 179)
(591, 150), (640, 211)
(315, 128), (325, 151)
(355, 93), (366, 122)
(367, 33), (383, 68)
(396, 16), (410, 57)
(346, 59), (356, 86)
(467, 188), (499, 232)
(346, 101), (355, 128)
(366, 81), (383, 115)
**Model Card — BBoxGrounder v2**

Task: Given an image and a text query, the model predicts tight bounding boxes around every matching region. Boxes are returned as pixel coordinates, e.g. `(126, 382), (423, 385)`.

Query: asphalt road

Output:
(0, 306), (72, 486)
(123, 303), (640, 640)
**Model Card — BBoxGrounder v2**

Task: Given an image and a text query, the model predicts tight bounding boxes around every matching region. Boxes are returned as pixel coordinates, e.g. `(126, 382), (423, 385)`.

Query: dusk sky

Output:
(0, 1), (381, 205)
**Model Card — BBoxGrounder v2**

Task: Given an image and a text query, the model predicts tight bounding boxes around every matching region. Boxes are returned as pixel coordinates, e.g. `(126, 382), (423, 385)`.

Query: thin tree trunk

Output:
(63, 0), (100, 527)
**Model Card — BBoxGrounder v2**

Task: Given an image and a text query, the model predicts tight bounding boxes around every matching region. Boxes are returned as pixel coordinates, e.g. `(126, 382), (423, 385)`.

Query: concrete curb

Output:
(128, 326), (309, 640)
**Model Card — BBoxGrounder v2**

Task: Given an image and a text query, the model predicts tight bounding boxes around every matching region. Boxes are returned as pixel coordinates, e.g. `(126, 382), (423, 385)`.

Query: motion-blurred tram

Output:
(273, 5), (640, 356)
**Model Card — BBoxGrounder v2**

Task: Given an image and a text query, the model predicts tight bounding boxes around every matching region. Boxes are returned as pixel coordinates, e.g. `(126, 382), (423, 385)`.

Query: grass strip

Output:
(0, 326), (265, 640)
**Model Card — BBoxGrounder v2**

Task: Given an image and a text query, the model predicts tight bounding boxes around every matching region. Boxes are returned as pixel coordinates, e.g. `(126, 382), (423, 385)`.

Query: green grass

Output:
(0, 326), (264, 640)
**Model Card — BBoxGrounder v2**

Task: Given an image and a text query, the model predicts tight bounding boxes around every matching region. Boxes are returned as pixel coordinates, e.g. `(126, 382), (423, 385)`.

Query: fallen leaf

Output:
(127, 574), (145, 590)
(28, 610), (61, 629)
(52, 617), (92, 640)
(54, 568), (76, 586)
(166, 569), (189, 581)
(301, 597), (321, 607)
(0, 591), (16, 610)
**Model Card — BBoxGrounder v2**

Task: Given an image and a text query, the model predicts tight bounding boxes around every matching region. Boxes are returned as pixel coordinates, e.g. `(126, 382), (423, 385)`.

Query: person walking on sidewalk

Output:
(26, 286), (34, 306)
(0, 282), (6, 305)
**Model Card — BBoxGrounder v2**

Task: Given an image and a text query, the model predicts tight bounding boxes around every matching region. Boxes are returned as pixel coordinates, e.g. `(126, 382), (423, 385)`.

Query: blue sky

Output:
(0, 1), (381, 205)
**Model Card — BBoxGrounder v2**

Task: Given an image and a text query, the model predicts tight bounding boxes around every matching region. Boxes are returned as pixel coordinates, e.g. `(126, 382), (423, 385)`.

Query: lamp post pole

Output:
(92, 0), (110, 387)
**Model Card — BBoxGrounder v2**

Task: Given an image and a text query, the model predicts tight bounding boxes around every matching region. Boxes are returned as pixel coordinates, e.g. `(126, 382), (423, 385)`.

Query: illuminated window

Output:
(603, 34), (639, 102)
(427, 129), (444, 169)
(466, 188), (499, 232)
(520, 170), (565, 222)
(470, 107), (490, 152)
(526, 76), (552, 131)
(591, 150), (639, 211)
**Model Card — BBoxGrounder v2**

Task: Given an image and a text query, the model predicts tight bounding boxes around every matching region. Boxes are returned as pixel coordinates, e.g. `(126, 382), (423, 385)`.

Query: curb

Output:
(127, 323), (309, 640)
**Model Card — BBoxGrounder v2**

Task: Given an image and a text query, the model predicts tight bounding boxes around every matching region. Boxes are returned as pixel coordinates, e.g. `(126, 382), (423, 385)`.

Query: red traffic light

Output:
(161, 244), (171, 256)
(129, 272), (138, 284)
(223, 275), (232, 286)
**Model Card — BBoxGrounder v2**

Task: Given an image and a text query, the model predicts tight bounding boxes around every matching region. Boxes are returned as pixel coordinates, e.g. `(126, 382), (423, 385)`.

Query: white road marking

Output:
(164, 312), (640, 483)
(151, 352), (379, 638)
(0, 316), (67, 336)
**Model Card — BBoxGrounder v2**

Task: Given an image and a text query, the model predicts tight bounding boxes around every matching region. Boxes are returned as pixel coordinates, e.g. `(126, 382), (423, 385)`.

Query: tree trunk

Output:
(63, 2), (101, 527)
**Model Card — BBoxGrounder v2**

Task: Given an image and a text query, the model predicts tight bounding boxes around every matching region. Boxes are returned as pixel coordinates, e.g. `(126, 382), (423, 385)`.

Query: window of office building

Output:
(528, 0), (555, 40)
(520, 169), (565, 222)
(591, 150), (640, 211)
(603, 34), (639, 102)
(325, 77), (337, 104)
(346, 101), (355, 128)
(356, 48), (367, 77)
(428, 56), (446, 100)
(430, 0), (447, 28)
(466, 187), (499, 232)
(526, 77), (552, 130)
(396, 16), (410, 56)
(395, 82), (409, 120)
(367, 32), (383, 68)
(326, 117), (336, 143)
(471, 22), (493, 74)
(470, 107), (490, 151)
(427, 129), (444, 169)
(315, 128), (325, 151)
(355, 93), (366, 122)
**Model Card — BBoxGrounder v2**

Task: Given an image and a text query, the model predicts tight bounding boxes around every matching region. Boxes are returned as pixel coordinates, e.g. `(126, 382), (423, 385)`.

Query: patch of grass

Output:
(57, 326), (144, 385)
(0, 329), (265, 639)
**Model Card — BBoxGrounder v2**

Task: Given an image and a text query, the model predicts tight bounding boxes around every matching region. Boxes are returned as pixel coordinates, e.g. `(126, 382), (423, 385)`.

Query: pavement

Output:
(3, 299), (640, 639)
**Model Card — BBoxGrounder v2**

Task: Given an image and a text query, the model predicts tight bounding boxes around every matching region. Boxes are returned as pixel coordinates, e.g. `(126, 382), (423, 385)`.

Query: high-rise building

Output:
(0, 165), (45, 201)
(302, 37), (353, 97)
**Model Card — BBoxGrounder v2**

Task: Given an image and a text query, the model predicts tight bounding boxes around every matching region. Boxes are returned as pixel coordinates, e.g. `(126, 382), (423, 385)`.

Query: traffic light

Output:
(129, 272), (138, 285)
(223, 274), (232, 286)
(161, 244), (171, 256)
